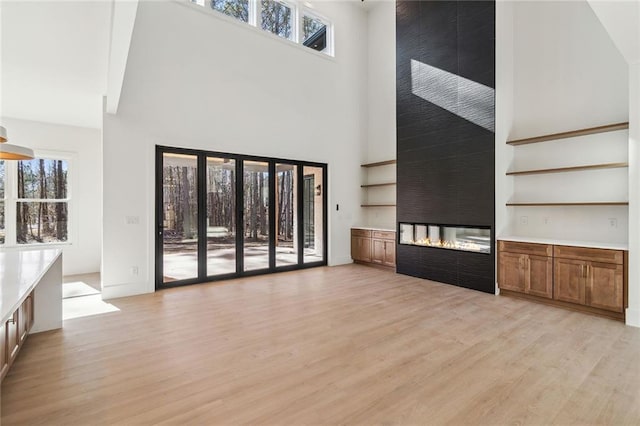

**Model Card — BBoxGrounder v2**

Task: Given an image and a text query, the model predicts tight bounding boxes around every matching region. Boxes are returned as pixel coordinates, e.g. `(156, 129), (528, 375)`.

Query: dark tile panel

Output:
(457, 272), (495, 294)
(396, 0), (495, 294)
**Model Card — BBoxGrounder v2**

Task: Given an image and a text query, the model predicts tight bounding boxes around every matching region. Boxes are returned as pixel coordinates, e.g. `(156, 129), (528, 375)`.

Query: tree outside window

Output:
(211, 0), (249, 22)
(16, 158), (69, 244)
(261, 0), (292, 40)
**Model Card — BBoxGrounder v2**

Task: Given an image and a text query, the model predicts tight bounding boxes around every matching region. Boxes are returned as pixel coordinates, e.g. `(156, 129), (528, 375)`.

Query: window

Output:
(186, 0), (333, 56)
(211, 0), (249, 22)
(261, 0), (293, 40)
(302, 13), (328, 53)
(0, 156), (70, 246)
(17, 159), (69, 244)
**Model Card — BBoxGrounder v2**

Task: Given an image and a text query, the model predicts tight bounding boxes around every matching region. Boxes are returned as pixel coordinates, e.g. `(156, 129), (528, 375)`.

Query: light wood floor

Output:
(3, 265), (640, 425)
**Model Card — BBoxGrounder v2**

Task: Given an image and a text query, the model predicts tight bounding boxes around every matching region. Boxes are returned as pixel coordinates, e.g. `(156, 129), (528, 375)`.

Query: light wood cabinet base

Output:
(351, 228), (396, 270)
(500, 289), (625, 322)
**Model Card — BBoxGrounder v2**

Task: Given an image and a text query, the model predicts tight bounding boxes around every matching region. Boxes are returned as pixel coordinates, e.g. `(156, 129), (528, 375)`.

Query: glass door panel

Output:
(276, 163), (297, 267)
(206, 157), (236, 276)
(243, 161), (269, 271)
(303, 166), (324, 264)
(161, 153), (199, 283)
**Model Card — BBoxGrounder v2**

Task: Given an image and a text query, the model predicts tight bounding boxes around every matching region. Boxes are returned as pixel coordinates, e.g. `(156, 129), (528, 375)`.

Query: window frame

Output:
(299, 7), (333, 56)
(183, 0), (334, 57)
(1, 150), (74, 247)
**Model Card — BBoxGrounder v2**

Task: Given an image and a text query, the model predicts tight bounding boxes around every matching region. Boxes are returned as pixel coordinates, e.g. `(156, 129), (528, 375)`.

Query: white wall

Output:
(102, 0), (368, 298)
(1, 117), (102, 275)
(363, 1), (396, 230)
(497, 0), (630, 245)
(511, 1), (628, 138)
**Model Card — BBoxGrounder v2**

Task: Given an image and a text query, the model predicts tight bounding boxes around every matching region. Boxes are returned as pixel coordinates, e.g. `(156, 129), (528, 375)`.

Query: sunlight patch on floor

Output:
(63, 294), (120, 320)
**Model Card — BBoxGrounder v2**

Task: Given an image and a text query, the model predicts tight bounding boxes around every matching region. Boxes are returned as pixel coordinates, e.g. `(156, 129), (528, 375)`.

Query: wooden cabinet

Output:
(498, 242), (552, 299)
(19, 293), (34, 343)
(351, 228), (396, 269)
(0, 322), (7, 380)
(1, 290), (36, 382)
(371, 230), (396, 268)
(499, 240), (627, 320)
(351, 229), (372, 263)
(7, 311), (19, 365)
(554, 247), (624, 314)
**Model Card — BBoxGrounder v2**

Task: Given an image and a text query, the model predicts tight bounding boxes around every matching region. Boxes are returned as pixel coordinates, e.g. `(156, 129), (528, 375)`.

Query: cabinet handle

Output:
(580, 265), (584, 277)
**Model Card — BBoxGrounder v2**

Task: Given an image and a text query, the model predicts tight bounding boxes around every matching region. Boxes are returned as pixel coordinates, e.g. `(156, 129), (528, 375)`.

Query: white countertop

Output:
(352, 226), (396, 232)
(498, 236), (628, 251)
(0, 248), (62, 323)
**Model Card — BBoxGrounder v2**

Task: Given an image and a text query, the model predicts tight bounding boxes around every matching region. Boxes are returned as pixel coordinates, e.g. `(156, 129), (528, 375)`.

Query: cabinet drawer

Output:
(372, 230), (395, 240)
(498, 240), (552, 257)
(351, 228), (372, 238)
(554, 245), (623, 265)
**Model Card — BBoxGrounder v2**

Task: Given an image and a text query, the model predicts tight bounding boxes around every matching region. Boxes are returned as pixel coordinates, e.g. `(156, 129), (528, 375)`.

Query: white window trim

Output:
(177, 0), (335, 60)
(1, 150), (75, 248)
(300, 6), (333, 56)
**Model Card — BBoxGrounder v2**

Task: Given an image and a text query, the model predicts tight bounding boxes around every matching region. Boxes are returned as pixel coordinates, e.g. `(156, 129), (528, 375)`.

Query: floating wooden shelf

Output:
(360, 182), (397, 188)
(507, 202), (629, 207)
(506, 162), (628, 176)
(361, 160), (397, 168)
(361, 204), (396, 207)
(507, 122), (629, 146)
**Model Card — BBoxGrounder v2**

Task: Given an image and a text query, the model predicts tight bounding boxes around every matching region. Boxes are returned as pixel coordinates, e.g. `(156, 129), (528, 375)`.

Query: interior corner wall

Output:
(511, 1), (628, 138)
(395, 0), (496, 294)
(504, 1), (629, 244)
(102, 1), (368, 299)
(364, 1), (397, 230)
(2, 117), (102, 276)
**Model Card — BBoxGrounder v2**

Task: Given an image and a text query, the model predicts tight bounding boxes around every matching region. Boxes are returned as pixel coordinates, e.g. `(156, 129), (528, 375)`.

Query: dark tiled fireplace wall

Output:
(396, 0), (496, 293)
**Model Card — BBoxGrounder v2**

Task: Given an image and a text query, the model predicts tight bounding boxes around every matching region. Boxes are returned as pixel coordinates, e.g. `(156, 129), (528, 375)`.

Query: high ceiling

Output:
(1, 0), (112, 129)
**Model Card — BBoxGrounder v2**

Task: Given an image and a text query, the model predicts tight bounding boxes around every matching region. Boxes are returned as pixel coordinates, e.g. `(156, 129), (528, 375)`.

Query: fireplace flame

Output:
(411, 238), (482, 252)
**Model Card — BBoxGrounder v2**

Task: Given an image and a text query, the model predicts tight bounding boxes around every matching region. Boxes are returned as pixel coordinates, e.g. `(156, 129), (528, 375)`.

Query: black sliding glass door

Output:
(156, 146), (327, 289)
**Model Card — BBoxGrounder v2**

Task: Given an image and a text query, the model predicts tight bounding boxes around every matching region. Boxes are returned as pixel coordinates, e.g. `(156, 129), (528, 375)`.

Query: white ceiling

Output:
(1, 0), (112, 129)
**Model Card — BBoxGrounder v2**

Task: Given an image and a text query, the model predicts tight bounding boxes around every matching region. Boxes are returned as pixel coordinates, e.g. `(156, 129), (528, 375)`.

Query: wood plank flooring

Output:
(3, 264), (640, 425)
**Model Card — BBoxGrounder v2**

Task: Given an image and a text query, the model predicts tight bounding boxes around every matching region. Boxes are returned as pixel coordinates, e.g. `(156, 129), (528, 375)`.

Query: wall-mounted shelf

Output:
(361, 160), (396, 219)
(360, 182), (396, 188)
(506, 122), (629, 146)
(361, 160), (397, 168)
(507, 202), (628, 207)
(506, 162), (628, 176)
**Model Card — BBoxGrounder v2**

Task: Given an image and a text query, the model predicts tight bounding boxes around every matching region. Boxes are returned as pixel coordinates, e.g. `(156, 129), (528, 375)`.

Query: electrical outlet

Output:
(543, 217), (550, 225)
(131, 266), (139, 276)
(126, 216), (140, 225)
(609, 218), (618, 228)
(520, 216), (528, 225)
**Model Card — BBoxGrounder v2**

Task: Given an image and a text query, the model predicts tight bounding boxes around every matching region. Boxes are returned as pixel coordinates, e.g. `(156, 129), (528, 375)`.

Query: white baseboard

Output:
(102, 280), (152, 300)
(626, 308), (640, 328)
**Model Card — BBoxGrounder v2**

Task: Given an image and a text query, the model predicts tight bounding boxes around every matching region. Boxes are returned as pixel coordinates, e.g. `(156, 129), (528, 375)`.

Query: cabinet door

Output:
(498, 252), (525, 293)
(7, 312), (19, 364)
(587, 262), (624, 313)
(351, 236), (371, 263)
(526, 255), (553, 299)
(383, 241), (396, 267)
(0, 322), (7, 380)
(554, 258), (586, 305)
(19, 294), (34, 342)
(372, 239), (385, 264)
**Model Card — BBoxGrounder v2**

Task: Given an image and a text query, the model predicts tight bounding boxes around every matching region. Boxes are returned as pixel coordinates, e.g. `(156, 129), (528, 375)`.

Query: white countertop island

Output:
(0, 248), (63, 332)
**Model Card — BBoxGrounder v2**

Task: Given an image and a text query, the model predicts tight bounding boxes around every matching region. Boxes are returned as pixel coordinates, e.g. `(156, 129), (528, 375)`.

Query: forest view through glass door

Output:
(156, 147), (327, 289)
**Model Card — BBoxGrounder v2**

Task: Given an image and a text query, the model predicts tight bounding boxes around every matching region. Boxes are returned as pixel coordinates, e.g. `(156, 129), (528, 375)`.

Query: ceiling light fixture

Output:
(0, 125), (35, 160)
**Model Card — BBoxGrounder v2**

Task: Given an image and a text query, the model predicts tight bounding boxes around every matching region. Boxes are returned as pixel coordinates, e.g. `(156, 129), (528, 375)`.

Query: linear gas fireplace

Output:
(398, 223), (491, 254)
